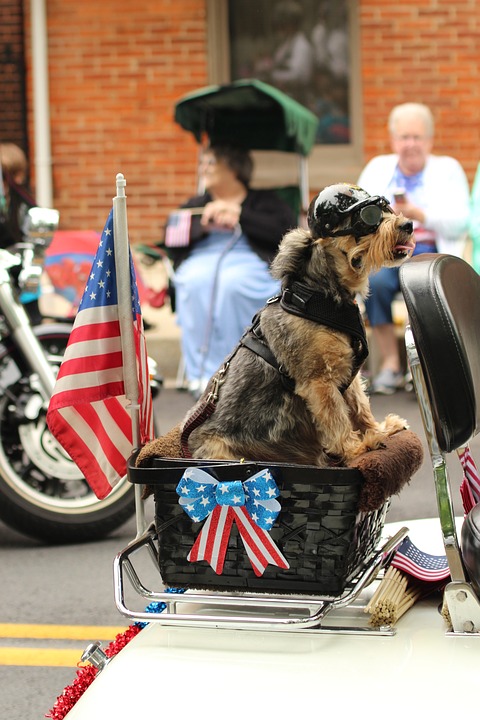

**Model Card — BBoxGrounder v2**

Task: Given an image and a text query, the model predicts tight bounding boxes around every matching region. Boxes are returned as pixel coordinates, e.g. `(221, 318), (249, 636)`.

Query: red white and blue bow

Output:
(176, 467), (290, 576)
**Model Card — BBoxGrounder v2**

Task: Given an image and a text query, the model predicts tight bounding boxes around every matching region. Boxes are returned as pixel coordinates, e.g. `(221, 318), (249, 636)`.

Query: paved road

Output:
(0, 385), (474, 719)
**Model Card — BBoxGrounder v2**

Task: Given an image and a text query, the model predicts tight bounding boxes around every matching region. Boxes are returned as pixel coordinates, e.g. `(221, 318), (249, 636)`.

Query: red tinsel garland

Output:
(45, 624), (142, 719)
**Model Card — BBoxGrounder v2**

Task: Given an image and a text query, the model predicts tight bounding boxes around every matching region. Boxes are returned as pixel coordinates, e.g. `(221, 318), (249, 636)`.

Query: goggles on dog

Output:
(329, 196), (393, 239)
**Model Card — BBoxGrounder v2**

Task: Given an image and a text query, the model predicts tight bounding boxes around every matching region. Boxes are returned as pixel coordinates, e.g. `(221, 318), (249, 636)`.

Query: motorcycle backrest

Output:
(399, 254), (480, 453)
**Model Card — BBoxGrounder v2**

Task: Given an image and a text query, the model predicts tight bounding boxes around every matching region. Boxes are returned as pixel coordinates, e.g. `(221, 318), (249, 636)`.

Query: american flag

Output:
(458, 446), (480, 513)
(46, 209), (154, 500)
(391, 536), (450, 582)
(165, 210), (192, 247)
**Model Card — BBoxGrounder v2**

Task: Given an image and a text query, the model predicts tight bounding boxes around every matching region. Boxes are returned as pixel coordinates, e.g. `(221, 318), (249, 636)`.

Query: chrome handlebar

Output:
(3, 207), (59, 294)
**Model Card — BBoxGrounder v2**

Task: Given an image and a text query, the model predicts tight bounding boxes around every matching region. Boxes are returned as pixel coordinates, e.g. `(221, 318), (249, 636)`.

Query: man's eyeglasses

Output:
(395, 134), (428, 143)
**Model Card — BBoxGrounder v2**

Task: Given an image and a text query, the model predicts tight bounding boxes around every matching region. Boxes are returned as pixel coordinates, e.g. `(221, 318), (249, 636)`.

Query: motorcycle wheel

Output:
(0, 324), (136, 544)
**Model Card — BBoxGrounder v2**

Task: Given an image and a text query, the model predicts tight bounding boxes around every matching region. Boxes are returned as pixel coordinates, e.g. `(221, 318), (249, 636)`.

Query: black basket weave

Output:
(128, 454), (388, 596)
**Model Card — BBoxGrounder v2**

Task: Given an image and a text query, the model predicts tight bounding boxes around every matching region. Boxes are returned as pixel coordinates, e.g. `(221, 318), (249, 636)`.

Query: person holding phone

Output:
(358, 102), (470, 394)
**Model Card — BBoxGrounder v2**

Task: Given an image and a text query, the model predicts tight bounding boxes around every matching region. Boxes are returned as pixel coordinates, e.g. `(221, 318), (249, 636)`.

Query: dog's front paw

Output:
(354, 429), (388, 455)
(340, 434), (374, 463)
(380, 414), (408, 436)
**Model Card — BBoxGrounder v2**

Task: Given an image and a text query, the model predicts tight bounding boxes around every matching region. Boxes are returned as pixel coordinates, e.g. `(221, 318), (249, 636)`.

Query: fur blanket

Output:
(136, 426), (423, 513)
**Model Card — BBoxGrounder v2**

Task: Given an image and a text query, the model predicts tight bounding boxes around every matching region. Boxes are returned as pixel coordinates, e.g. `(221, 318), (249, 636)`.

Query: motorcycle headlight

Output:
(22, 207), (60, 252)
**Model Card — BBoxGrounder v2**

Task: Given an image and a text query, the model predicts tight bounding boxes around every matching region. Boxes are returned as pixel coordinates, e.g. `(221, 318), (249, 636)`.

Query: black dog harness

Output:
(241, 281), (368, 392)
(180, 281), (369, 456)
(281, 280), (369, 381)
(240, 313), (296, 392)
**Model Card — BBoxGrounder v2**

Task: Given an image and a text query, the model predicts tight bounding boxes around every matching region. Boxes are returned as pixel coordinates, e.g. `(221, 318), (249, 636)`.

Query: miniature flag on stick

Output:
(165, 209), (192, 247)
(390, 536), (450, 582)
(365, 536), (450, 626)
(46, 174), (154, 499)
(458, 446), (480, 513)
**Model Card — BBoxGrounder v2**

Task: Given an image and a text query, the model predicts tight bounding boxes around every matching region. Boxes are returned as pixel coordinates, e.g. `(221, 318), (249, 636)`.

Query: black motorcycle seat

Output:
(400, 254), (480, 454)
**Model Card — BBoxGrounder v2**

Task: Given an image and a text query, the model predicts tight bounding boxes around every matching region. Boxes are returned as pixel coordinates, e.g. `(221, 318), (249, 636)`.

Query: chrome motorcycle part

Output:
(0, 326), (135, 543)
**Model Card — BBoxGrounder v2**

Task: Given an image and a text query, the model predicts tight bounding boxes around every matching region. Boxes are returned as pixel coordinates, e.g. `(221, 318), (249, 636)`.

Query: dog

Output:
(180, 183), (415, 468)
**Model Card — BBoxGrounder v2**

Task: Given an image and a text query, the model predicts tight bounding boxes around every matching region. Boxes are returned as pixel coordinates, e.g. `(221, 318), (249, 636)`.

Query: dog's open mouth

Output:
(393, 236), (416, 259)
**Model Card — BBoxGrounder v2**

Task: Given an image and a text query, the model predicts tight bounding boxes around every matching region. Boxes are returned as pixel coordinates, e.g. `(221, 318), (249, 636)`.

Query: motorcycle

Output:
(0, 207), (143, 544)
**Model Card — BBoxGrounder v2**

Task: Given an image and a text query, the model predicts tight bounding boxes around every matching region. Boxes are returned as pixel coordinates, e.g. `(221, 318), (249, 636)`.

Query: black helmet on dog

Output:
(308, 183), (392, 240)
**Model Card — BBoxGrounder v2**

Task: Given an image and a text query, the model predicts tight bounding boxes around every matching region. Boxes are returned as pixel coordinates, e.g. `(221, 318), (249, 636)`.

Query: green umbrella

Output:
(174, 79), (318, 157)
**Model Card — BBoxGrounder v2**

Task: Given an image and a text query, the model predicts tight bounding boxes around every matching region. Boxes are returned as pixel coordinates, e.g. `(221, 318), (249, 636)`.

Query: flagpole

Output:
(113, 173), (146, 535)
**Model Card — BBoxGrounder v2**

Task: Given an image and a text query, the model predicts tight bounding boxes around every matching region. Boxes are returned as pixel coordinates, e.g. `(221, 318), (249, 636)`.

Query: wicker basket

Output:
(128, 454), (388, 596)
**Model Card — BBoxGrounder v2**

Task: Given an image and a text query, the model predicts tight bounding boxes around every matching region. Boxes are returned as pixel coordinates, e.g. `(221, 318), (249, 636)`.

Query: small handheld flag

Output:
(165, 210), (192, 248)
(458, 446), (480, 513)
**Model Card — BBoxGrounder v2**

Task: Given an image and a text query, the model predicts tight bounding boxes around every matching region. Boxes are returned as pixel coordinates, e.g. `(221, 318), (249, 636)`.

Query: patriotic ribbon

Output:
(458, 446), (480, 514)
(176, 467), (290, 576)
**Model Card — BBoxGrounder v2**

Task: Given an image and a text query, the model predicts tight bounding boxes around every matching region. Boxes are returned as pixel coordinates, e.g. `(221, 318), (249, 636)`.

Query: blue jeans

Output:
(365, 243), (436, 326)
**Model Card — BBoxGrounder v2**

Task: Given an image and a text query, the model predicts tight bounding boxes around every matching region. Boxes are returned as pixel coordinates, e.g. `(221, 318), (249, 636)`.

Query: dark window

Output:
(228, 0), (350, 145)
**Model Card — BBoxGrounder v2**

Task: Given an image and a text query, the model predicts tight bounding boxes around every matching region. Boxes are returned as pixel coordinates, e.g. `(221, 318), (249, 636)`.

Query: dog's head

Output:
(308, 183), (415, 270)
(272, 183), (415, 297)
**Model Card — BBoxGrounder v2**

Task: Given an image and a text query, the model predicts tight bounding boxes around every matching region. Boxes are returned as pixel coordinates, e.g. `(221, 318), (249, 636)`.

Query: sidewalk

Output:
(144, 303), (182, 386)
(138, 257), (183, 386)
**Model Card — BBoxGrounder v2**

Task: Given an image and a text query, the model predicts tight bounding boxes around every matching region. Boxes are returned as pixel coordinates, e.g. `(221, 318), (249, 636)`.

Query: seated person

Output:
(358, 102), (470, 394)
(0, 142), (40, 322)
(165, 144), (296, 396)
(0, 142), (35, 247)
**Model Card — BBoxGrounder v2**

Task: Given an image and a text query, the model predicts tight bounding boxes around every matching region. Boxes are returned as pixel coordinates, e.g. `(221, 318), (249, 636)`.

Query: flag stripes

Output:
(187, 504), (289, 576)
(47, 207), (154, 499)
(188, 506), (233, 573)
(391, 537), (450, 582)
(234, 506), (289, 576)
(165, 210), (192, 248)
(55, 403), (132, 499)
(458, 446), (480, 514)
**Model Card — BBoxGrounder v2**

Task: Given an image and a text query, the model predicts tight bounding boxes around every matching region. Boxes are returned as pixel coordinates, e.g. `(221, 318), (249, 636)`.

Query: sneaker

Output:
(370, 368), (404, 395)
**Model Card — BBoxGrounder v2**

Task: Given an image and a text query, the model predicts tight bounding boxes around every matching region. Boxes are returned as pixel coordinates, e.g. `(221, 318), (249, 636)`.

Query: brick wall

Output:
(0, 0), (27, 153)
(23, 0), (208, 243)
(19, 0), (480, 243)
(359, 0), (480, 180)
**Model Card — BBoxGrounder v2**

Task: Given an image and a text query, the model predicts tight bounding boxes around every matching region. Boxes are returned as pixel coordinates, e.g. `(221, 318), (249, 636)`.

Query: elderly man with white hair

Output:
(358, 102), (470, 394)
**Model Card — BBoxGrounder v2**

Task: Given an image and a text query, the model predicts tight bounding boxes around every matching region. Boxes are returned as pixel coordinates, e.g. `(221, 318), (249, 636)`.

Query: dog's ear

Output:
(271, 228), (313, 282)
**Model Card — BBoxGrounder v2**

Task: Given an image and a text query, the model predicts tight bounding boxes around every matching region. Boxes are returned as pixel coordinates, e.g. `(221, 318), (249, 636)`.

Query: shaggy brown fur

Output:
(170, 201), (415, 467)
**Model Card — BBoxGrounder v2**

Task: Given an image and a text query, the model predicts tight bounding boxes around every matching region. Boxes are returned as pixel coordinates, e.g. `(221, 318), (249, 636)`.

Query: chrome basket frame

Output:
(113, 521), (407, 635)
